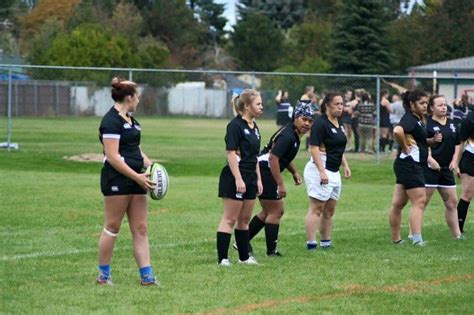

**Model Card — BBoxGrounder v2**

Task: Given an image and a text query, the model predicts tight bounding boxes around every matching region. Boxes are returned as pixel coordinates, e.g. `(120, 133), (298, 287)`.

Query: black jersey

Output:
(426, 117), (460, 167)
(99, 106), (143, 172)
(460, 111), (474, 141)
(397, 112), (428, 165)
(309, 114), (347, 172)
(225, 115), (261, 172)
(259, 122), (300, 172)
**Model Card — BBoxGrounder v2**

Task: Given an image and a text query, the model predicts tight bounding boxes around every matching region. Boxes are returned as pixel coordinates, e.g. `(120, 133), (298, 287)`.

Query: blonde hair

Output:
(231, 89), (261, 115)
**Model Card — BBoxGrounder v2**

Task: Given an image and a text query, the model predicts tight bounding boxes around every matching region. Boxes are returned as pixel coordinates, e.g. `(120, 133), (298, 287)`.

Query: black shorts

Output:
(424, 166), (456, 188)
(394, 158), (425, 190)
(100, 167), (146, 196)
(258, 166), (281, 200)
(218, 165), (257, 200)
(459, 151), (474, 176)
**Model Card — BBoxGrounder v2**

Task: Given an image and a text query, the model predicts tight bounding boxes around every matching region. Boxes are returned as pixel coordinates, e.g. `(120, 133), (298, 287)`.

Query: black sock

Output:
(457, 199), (470, 233)
(264, 223), (280, 254)
(248, 215), (265, 241)
(235, 229), (250, 261)
(388, 139), (394, 150)
(216, 232), (231, 263)
(379, 138), (386, 152)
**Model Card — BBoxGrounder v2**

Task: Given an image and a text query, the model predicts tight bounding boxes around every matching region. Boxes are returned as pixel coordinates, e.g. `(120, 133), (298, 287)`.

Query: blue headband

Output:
(294, 102), (314, 118)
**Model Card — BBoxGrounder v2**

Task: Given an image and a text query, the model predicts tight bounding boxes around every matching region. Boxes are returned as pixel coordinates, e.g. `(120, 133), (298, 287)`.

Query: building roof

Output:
(408, 56), (474, 73)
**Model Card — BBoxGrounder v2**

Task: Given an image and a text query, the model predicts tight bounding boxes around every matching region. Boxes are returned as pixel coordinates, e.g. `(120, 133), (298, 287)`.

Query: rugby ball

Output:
(147, 163), (169, 200)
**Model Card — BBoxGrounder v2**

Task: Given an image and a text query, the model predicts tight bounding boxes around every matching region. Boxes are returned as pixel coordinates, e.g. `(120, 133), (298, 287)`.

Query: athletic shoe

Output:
(218, 258), (231, 267)
(239, 256), (258, 265)
(321, 244), (333, 250)
(232, 243), (254, 256)
(391, 239), (405, 245)
(454, 234), (466, 240)
(267, 250), (283, 257)
(413, 240), (426, 246)
(141, 274), (159, 286)
(408, 234), (413, 241)
(306, 243), (317, 250)
(96, 274), (113, 286)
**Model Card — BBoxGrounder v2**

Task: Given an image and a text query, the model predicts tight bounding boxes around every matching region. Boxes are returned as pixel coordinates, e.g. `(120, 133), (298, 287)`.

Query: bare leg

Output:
(305, 197), (325, 242)
(438, 187), (461, 237)
(406, 187), (427, 236)
(389, 184), (408, 242)
(319, 199), (337, 240)
(127, 194), (150, 268)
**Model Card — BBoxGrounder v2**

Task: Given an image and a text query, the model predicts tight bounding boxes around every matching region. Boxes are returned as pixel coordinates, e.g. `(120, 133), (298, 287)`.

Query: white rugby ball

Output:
(147, 163), (169, 200)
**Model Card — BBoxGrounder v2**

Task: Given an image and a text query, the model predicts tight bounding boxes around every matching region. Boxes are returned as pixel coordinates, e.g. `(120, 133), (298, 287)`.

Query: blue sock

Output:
(98, 265), (110, 277)
(139, 266), (154, 280)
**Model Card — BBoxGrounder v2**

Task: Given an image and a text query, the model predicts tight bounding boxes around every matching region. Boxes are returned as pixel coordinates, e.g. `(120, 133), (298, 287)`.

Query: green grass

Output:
(1, 117), (473, 314)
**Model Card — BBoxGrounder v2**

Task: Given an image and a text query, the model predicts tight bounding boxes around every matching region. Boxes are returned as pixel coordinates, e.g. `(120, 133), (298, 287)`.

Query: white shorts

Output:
(304, 161), (342, 201)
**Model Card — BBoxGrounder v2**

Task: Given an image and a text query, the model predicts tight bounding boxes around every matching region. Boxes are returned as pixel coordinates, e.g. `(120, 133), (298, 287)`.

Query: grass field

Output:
(1, 117), (473, 314)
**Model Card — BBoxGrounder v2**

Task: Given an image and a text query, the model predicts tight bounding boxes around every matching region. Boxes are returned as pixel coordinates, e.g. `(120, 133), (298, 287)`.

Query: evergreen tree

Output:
(189, 0), (227, 44)
(237, 0), (305, 30)
(230, 12), (284, 71)
(331, 0), (392, 74)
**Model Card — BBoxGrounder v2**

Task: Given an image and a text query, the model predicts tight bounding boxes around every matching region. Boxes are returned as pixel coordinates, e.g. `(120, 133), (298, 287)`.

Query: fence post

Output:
(375, 76), (381, 164)
(128, 70), (133, 81)
(7, 66), (12, 151)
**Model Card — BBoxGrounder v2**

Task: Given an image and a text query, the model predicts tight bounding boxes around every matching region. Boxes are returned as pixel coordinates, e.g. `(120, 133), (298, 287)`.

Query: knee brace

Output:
(103, 228), (119, 237)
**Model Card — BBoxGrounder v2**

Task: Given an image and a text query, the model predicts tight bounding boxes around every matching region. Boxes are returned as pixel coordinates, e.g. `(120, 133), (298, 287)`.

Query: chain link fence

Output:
(1, 64), (473, 159)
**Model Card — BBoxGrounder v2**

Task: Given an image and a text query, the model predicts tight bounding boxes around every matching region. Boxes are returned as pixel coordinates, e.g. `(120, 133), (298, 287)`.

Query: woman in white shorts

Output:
(304, 92), (351, 250)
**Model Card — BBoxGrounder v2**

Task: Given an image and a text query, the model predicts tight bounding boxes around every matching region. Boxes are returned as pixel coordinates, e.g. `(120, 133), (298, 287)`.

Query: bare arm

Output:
(287, 162), (302, 185)
(341, 153), (351, 178)
(269, 153), (286, 197)
(393, 126), (409, 154)
(227, 150), (245, 193)
(103, 139), (153, 190)
(309, 145), (328, 184)
(275, 90), (282, 103)
(140, 147), (153, 169)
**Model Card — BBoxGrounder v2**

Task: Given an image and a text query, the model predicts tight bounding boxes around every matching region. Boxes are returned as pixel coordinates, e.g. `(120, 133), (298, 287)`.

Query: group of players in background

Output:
(95, 78), (473, 285)
(216, 86), (473, 265)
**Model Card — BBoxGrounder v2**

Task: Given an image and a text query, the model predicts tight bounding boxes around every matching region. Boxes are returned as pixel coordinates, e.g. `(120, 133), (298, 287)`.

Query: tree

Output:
(230, 12), (284, 71)
(20, 0), (81, 40)
(330, 0), (392, 74)
(0, 0), (17, 20)
(109, 1), (144, 44)
(237, 0), (306, 30)
(146, 0), (206, 67)
(189, 0), (227, 44)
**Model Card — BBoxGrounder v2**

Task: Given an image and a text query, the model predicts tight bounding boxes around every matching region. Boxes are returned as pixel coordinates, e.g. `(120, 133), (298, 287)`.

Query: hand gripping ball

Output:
(147, 163), (169, 200)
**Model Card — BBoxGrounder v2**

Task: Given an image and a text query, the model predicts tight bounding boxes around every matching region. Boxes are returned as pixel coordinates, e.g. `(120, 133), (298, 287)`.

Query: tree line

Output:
(0, 0), (473, 74)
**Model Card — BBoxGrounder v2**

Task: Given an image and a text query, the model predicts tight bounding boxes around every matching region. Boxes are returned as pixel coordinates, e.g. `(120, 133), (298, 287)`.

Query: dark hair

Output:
(427, 94), (445, 115)
(111, 77), (138, 102)
(320, 91), (342, 114)
(401, 89), (428, 112)
(380, 90), (389, 98)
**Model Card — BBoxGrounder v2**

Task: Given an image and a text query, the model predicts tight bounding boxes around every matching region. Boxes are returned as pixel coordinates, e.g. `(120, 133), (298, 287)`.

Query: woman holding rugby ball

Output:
(97, 77), (157, 285)
(216, 89), (263, 266)
(389, 89), (429, 246)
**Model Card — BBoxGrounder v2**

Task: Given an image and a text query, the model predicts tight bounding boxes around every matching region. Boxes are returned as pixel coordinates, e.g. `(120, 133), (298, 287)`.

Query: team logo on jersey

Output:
(449, 123), (456, 133)
(433, 126), (440, 132)
(331, 128), (337, 134)
(417, 121), (423, 127)
(244, 128), (250, 135)
(123, 123), (132, 129)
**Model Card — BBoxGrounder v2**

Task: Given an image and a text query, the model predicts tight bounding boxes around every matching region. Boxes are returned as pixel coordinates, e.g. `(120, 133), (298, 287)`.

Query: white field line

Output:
(0, 221), (464, 262)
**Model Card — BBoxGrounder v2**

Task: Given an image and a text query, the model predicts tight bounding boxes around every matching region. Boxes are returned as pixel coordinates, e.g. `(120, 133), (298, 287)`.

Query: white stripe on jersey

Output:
(102, 134), (121, 139)
(466, 143), (474, 154)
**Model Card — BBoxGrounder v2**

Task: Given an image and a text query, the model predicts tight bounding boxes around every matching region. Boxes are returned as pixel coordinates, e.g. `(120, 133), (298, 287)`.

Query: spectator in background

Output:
(390, 94), (405, 155)
(349, 89), (363, 153)
(300, 86), (315, 103)
(275, 90), (292, 126)
(357, 92), (375, 153)
(343, 90), (354, 152)
(379, 90), (393, 153)
(452, 95), (470, 130)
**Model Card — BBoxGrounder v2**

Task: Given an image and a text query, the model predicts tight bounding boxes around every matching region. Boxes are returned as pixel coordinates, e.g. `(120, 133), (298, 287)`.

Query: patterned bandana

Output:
(294, 102), (314, 118)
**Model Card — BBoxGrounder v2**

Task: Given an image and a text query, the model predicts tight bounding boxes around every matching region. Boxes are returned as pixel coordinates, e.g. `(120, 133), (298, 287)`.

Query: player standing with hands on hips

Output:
(304, 92), (351, 250)
(244, 102), (314, 256)
(97, 77), (157, 286)
(216, 89), (263, 266)
(389, 89), (429, 246)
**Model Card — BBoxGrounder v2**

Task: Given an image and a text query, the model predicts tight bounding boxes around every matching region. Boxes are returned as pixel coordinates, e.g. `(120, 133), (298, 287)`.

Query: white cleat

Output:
(239, 255), (258, 265)
(218, 258), (231, 266)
